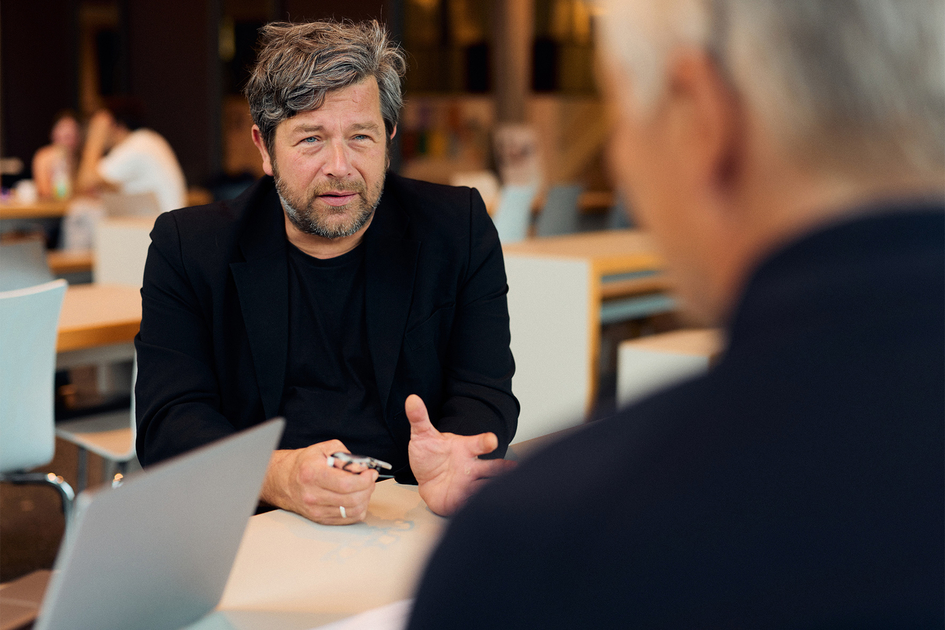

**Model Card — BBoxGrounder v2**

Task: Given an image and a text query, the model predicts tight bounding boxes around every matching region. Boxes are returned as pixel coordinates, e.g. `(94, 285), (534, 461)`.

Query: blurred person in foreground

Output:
(134, 20), (518, 525)
(409, 0), (944, 627)
(32, 110), (81, 200)
(76, 96), (186, 214)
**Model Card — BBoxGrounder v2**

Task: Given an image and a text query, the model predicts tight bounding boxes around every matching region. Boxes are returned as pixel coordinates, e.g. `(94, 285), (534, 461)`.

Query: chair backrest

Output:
(0, 239), (54, 292)
(608, 192), (634, 229)
(100, 191), (161, 218)
(492, 184), (538, 244)
(536, 184), (582, 237)
(0, 279), (67, 473)
(93, 217), (156, 287)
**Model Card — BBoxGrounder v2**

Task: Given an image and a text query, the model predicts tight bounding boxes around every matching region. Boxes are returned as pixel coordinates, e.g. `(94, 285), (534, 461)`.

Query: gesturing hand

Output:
(406, 394), (516, 516)
(260, 439), (378, 525)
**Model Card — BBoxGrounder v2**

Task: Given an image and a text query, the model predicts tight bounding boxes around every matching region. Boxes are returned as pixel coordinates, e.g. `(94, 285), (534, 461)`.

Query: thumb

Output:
(405, 394), (436, 437)
(471, 431), (499, 456)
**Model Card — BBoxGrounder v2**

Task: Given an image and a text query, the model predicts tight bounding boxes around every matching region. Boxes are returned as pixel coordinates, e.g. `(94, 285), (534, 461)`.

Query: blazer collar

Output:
(364, 174), (421, 411)
(230, 177), (289, 420)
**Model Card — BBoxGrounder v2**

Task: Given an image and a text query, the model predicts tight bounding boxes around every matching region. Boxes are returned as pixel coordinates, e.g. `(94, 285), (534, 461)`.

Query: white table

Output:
(617, 328), (724, 407)
(187, 481), (446, 630)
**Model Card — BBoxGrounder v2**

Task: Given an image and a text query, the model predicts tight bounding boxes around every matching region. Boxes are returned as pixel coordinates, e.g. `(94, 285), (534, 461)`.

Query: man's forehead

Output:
(279, 81), (384, 130)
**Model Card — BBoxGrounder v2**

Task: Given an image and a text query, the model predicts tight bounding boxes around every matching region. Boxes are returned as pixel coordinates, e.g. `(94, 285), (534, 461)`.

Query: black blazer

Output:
(409, 205), (945, 628)
(134, 174), (519, 474)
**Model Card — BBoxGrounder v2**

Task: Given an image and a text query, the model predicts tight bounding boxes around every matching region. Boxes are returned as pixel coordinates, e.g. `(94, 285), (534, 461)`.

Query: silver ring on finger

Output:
(339, 505), (347, 519)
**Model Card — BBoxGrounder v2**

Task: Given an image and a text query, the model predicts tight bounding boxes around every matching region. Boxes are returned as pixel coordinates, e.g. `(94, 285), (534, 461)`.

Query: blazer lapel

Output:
(229, 180), (289, 420)
(365, 182), (420, 411)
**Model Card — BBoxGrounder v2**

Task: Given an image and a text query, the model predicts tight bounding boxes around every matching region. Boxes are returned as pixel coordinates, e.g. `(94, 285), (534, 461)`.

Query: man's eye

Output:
(302, 137), (319, 144)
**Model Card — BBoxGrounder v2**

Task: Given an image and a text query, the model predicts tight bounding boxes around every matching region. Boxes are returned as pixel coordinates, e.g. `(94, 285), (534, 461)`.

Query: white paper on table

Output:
(311, 598), (413, 630)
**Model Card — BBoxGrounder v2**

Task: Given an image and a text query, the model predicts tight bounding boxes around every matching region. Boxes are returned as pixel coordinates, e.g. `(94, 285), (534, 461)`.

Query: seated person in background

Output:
(32, 110), (81, 200)
(134, 20), (518, 525)
(76, 96), (186, 214)
(408, 0), (944, 627)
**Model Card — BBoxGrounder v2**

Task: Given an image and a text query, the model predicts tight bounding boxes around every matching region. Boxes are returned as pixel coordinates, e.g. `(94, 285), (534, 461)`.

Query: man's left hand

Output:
(405, 394), (516, 516)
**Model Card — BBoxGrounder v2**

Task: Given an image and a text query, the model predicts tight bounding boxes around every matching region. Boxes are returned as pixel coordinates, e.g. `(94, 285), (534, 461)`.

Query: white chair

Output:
(93, 216), (156, 287)
(492, 184), (539, 244)
(0, 279), (75, 522)
(56, 356), (138, 493)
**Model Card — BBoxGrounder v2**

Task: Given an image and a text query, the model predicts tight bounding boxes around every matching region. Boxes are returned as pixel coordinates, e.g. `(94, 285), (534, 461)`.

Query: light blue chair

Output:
(607, 193), (634, 229)
(0, 279), (75, 523)
(536, 184), (582, 237)
(492, 184), (539, 244)
(0, 238), (54, 291)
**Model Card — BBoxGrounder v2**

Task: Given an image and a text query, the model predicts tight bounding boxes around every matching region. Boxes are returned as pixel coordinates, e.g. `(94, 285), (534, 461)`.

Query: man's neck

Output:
(283, 213), (374, 259)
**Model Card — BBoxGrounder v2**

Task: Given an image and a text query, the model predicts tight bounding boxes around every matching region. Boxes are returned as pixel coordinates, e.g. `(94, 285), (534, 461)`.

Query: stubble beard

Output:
(275, 169), (384, 240)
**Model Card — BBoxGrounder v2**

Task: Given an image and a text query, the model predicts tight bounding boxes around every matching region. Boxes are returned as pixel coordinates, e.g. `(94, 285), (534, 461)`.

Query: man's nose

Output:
(323, 141), (353, 178)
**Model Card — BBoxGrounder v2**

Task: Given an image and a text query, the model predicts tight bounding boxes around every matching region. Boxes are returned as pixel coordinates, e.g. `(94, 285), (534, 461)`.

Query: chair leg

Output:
(103, 458), (117, 484)
(42, 473), (75, 525)
(76, 447), (87, 494)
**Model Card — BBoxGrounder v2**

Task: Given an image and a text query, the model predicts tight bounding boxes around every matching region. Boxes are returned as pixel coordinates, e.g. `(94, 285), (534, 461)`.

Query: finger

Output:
(300, 480), (376, 517)
(463, 431), (499, 457)
(463, 456), (517, 481)
(405, 394), (437, 438)
(319, 465), (378, 494)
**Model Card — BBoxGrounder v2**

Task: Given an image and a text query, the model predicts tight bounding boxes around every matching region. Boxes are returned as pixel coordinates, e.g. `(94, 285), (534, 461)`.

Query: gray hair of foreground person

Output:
(598, 0), (945, 179)
(244, 19), (407, 157)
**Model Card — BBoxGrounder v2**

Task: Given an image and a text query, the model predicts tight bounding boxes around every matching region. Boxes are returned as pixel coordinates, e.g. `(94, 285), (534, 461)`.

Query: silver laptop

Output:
(16, 418), (283, 630)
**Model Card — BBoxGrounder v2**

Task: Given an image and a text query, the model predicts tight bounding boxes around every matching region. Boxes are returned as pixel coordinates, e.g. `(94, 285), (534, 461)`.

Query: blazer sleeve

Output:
(134, 211), (237, 465)
(433, 188), (519, 453)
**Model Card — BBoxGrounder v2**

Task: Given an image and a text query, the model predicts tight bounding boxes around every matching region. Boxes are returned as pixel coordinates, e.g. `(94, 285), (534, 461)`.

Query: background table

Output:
(502, 229), (670, 442)
(57, 283), (141, 395)
(0, 199), (69, 220)
(187, 481), (445, 630)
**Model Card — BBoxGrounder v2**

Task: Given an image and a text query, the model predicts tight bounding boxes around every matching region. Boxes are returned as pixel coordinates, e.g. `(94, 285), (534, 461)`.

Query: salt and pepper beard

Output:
(274, 168), (385, 240)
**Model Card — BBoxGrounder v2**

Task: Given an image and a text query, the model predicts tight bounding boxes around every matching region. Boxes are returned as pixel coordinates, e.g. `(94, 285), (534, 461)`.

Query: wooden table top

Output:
(0, 199), (70, 219)
(47, 249), (94, 275)
(0, 187), (212, 220)
(57, 283), (141, 353)
(502, 229), (664, 276)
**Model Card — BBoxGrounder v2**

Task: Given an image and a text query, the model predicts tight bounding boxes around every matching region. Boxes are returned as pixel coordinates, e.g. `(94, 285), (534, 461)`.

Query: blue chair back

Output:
(492, 184), (538, 244)
(536, 184), (582, 237)
(0, 239), (54, 291)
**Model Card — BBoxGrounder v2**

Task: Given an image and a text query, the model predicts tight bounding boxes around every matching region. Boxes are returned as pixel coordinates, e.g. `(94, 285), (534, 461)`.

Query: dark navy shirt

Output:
(280, 241), (398, 465)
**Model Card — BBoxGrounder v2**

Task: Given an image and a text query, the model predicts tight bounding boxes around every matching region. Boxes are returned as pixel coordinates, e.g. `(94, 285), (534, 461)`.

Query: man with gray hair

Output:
(135, 20), (517, 524)
(409, 0), (943, 626)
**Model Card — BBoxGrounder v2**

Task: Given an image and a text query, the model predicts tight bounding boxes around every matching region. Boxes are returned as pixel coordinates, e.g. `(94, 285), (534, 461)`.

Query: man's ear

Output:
(666, 50), (742, 198)
(386, 124), (398, 170)
(251, 125), (274, 176)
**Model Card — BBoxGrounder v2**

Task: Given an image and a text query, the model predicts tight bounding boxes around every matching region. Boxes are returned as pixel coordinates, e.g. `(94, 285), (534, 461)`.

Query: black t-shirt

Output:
(279, 241), (399, 467)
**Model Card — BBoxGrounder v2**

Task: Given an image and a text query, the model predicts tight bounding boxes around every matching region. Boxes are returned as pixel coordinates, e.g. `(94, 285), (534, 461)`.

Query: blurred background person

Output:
(76, 96), (186, 214)
(61, 96), (187, 250)
(31, 110), (82, 200)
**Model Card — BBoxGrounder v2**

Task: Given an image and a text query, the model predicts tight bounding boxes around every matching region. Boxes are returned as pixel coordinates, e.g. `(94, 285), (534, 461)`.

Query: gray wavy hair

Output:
(244, 20), (407, 156)
(598, 0), (945, 178)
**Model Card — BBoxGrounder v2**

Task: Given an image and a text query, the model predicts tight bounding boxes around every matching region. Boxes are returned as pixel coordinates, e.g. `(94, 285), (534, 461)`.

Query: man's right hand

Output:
(260, 439), (378, 525)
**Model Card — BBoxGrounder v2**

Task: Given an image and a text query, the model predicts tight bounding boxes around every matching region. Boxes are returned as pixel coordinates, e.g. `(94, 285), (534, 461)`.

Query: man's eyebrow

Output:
(288, 124), (326, 135)
(349, 122), (382, 133)
(287, 122), (382, 135)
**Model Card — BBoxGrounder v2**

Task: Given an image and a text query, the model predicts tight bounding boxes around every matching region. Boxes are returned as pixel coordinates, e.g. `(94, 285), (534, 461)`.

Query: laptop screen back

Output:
(34, 418), (283, 630)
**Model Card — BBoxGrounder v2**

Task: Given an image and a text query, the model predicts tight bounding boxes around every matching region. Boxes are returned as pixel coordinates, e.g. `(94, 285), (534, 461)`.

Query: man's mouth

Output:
(318, 191), (359, 207)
